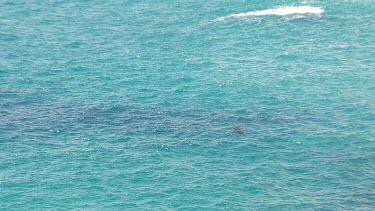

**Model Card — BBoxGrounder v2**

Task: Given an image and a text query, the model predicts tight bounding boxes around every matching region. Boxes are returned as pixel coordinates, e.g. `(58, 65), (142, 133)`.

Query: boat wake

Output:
(217, 6), (324, 20)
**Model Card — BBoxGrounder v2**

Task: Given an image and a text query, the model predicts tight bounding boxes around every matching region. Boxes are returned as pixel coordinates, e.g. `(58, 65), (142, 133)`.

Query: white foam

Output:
(218, 6), (324, 20)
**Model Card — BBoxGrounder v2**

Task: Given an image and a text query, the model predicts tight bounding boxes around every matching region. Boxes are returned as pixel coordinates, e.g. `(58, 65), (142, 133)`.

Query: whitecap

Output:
(217, 6), (324, 20)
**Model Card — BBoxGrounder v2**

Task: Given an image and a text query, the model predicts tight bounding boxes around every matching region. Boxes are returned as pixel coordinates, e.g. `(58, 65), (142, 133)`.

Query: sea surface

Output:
(1, 0), (375, 210)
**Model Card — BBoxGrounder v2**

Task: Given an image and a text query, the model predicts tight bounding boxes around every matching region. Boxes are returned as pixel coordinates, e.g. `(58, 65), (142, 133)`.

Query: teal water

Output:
(1, 0), (375, 209)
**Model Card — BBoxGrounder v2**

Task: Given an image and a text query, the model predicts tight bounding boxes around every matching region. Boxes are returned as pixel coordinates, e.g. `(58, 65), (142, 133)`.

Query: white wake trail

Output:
(218, 6), (324, 20)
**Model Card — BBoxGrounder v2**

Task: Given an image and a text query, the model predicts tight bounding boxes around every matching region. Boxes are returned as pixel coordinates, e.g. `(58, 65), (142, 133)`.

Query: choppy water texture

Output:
(1, 0), (375, 210)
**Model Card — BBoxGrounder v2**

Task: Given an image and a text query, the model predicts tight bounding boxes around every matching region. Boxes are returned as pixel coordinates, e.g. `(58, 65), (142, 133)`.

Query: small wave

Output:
(217, 6), (324, 20)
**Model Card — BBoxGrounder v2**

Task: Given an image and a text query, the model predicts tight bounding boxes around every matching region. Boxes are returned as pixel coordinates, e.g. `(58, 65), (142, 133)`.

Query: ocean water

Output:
(1, 0), (375, 209)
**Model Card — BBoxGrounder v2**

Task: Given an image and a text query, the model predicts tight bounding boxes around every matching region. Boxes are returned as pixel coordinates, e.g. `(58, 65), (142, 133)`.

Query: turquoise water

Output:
(1, 0), (375, 209)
